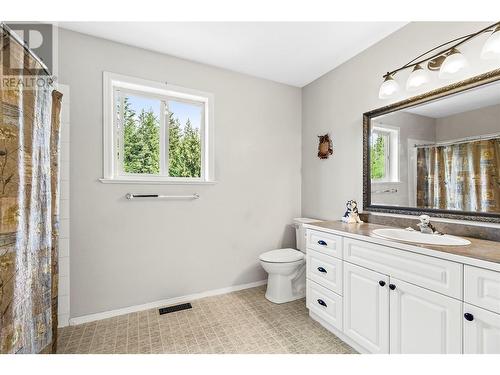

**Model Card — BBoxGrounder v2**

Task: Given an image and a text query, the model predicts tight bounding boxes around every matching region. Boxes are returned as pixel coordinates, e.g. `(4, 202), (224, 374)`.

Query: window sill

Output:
(99, 178), (217, 185)
(371, 181), (401, 185)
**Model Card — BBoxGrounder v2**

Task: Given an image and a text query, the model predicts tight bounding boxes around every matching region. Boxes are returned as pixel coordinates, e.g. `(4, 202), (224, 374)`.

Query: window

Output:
(102, 72), (214, 183)
(370, 124), (399, 182)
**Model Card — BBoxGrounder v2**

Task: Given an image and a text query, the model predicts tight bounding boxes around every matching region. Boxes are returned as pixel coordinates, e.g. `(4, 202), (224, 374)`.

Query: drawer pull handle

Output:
(379, 280), (386, 287)
(317, 240), (328, 246)
(464, 313), (474, 322)
(317, 299), (327, 307)
(389, 284), (396, 290)
(317, 267), (327, 273)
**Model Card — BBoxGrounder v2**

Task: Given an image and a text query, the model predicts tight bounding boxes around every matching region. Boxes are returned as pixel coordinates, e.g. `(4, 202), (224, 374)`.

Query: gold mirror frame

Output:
(363, 68), (500, 223)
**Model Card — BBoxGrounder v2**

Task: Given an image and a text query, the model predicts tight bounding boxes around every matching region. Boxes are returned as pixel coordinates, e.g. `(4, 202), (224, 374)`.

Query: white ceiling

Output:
(58, 22), (407, 87)
(405, 80), (500, 118)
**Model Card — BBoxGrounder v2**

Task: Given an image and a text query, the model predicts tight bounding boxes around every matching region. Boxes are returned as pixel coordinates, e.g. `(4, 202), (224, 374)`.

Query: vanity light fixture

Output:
(481, 25), (500, 59)
(406, 64), (430, 91)
(378, 21), (500, 99)
(378, 74), (400, 99)
(438, 48), (468, 79)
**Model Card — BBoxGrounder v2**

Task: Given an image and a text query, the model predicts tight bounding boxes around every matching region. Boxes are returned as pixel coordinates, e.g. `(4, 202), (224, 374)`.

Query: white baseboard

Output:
(69, 279), (267, 326)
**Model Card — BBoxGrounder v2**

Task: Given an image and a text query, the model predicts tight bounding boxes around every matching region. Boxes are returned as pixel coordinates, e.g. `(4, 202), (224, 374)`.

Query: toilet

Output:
(259, 218), (318, 303)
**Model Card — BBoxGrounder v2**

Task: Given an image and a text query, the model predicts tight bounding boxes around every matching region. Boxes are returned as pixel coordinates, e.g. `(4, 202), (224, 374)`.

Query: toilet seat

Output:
(259, 248), (304, 263)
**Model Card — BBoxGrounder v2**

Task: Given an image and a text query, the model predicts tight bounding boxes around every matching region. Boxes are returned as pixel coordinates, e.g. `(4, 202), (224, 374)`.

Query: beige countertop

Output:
(305, 220), (500, 267)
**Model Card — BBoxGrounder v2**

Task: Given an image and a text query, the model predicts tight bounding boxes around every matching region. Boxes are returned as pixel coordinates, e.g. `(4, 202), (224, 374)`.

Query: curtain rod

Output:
(415, 132), (500, 148)
(0, 22), (53, 78)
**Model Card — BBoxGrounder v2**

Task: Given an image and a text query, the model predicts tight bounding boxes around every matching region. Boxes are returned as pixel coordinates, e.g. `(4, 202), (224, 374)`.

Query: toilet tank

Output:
(293, 218), (319, 253)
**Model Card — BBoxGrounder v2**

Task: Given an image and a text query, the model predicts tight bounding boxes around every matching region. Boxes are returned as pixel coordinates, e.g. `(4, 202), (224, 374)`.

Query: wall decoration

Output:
(317, 134), (333, 159)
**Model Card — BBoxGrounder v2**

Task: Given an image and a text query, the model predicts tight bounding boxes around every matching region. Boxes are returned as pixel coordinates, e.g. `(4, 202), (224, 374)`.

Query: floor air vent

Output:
(159, 302), (192, 315)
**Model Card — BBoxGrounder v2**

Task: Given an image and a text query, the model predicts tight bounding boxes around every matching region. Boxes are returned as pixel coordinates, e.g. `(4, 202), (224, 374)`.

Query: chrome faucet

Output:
(417, 215), (438, 234)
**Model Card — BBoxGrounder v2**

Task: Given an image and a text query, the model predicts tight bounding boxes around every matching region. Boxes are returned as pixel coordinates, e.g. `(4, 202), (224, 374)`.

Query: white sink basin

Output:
(373, 228), (471, 246)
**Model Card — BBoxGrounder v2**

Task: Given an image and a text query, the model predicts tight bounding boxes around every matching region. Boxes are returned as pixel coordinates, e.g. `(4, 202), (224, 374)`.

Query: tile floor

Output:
(57, 285), (355, 354)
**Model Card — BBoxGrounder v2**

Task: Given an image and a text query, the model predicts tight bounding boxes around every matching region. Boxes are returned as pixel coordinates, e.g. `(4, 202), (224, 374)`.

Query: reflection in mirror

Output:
(370, 80), (500, 214)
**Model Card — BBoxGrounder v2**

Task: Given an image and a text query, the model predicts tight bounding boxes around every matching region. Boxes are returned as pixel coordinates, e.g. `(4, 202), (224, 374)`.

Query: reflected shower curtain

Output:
(416, 139), (500, 212)
(0, 28), (62, 353)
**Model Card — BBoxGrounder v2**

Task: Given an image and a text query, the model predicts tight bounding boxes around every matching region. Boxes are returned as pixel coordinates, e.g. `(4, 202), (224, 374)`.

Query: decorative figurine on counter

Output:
(317, 134), (333, 159)
(342, 200), (363, 224)
(417, 214), (439, 234)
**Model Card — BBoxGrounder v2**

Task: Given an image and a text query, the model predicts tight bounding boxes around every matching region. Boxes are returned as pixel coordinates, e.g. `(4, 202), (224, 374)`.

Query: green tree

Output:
(168, 112), (183, 176)
(370, 135), (386, 180)
(122, 98), (201, 178)
(123, 98), (160, 174)
(179, 119), (201, 177)
(168, 114), (201, 178)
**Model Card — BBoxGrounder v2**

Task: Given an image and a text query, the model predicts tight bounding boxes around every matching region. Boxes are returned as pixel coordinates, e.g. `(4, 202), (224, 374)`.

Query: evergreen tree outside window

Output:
(102, 72), (214, 183)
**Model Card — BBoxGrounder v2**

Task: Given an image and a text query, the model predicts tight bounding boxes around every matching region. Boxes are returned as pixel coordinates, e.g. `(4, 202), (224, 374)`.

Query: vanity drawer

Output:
(306, 279), (343, 331)
(343, 237), (463, 299)
(464, 265), (500, 314)
(307, 230), (343, 259)
(306, 249), (343, 295)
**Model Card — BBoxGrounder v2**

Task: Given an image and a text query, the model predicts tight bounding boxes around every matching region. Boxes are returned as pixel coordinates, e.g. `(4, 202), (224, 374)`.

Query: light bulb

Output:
(439, 48), (467, 79)
(378, 74), (400, 99)
(406, 64), (430, 91)
(481, 25), (500, 60)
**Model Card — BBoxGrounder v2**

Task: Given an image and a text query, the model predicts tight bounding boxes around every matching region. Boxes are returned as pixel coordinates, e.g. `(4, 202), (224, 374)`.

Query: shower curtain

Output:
(416, 138), (500, 212)
(0, 28), (62, 353)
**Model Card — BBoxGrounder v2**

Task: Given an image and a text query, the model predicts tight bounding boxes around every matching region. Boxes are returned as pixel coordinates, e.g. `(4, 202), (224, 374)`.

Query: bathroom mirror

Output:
(363, 69), (500, 222)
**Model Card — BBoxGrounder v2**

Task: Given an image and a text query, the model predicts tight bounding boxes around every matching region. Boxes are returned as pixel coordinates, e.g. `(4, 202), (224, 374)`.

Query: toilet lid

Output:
(259, 248), (304, 263)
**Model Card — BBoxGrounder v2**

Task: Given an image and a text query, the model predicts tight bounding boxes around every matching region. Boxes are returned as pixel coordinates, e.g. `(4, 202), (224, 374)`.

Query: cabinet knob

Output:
(317, 299), (327, 307)
(464, 313), (474, 321)
(317, 266), (327, 273)
(317, 240), (327, 246)
(379, 280), (386, 287)
(389, 284), (396, 290)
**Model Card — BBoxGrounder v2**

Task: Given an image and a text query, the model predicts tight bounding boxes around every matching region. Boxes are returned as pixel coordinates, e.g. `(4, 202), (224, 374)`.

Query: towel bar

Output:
(125, 193), (200, 200)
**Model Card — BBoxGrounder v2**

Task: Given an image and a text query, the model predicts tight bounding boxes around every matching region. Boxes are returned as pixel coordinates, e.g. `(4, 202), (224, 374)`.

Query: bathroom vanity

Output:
(304, 221), (500, 354)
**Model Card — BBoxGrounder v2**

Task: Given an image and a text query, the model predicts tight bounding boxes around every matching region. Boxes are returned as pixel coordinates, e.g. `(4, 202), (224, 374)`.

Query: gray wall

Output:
(301, 22), (498, 220)
(58, 29), (302, 317)
(436, 103), (500, 141)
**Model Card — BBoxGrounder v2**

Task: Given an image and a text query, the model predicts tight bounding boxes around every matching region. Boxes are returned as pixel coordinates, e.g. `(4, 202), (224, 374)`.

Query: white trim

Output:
(98, 177), (217, 185)
(69, 279), (267, 326)
(102, 71), (215, 183)
(160, 100), (168, 175)
(56, 83), (71, 328)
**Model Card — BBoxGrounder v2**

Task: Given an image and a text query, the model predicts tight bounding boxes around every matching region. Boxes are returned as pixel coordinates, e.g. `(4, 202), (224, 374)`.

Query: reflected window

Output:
(371, 125), (399, 182)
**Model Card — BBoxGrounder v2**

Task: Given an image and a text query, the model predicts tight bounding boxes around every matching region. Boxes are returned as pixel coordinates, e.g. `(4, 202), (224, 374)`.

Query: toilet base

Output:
(265, 289), (305, 304)
(264, 270), (306, 304)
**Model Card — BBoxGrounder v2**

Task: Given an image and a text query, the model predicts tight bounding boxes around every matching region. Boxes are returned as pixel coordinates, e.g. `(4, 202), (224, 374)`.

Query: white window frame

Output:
(101, 72), (215, 184)
(371, 124), (400, 183)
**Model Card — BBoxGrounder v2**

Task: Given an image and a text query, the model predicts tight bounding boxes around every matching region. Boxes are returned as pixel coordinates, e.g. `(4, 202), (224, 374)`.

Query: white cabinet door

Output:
(463, 303), (500, 354)
(390, 278), (462, 354)
(343, 262), (390, 353)
(464, 266), (500, 314)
